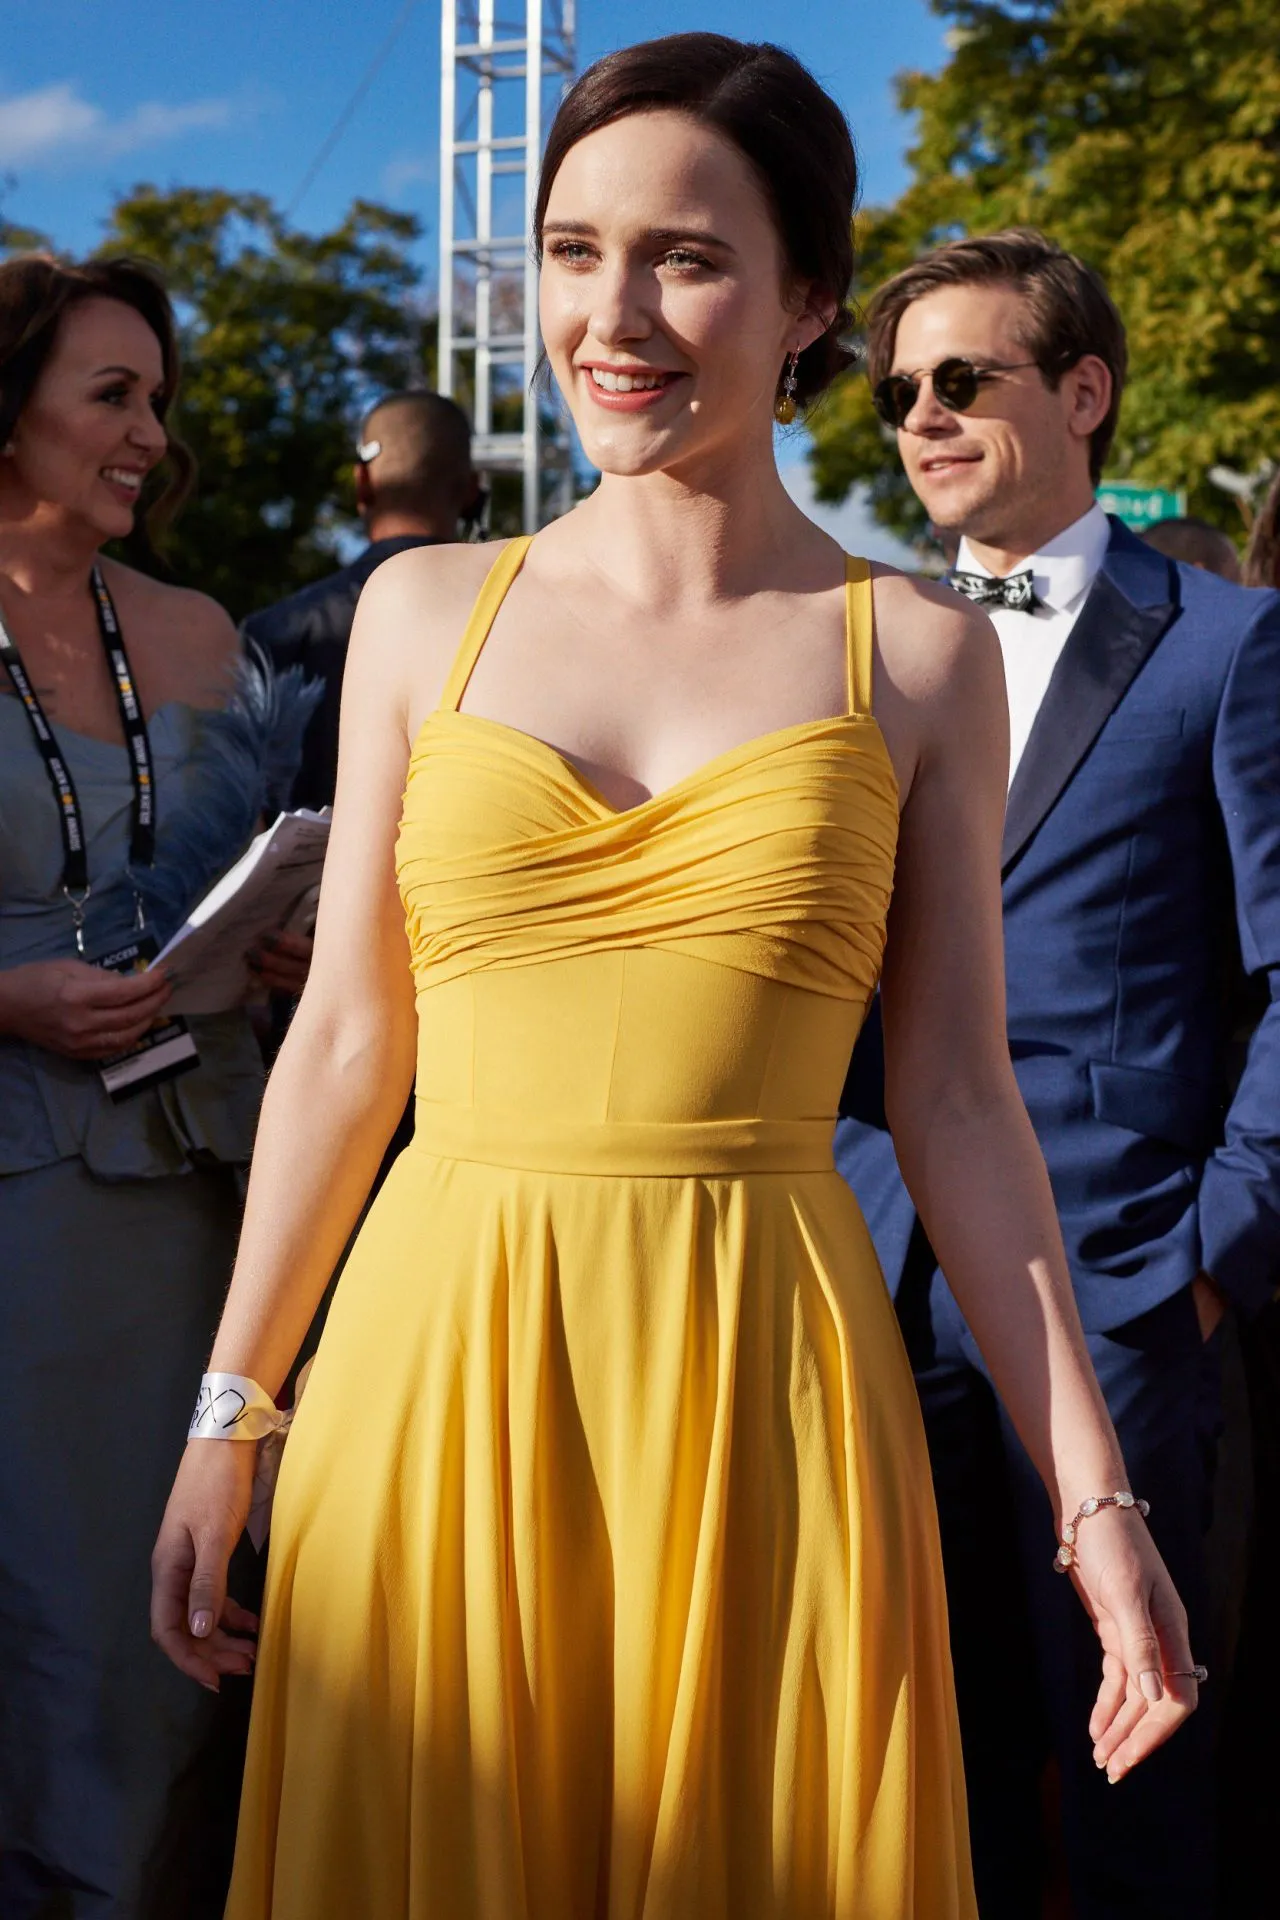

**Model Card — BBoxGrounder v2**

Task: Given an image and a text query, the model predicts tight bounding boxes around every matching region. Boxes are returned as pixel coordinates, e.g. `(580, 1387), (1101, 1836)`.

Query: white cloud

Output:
(0, 80), (235, 170)
(103, 97), (236, 154)
(382, 153), (437, 198)
(0, 82), (97, 164)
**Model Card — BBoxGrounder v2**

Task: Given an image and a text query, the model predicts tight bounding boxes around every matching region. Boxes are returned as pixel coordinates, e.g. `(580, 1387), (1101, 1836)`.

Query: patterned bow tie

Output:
(948, 568), (1043, 613)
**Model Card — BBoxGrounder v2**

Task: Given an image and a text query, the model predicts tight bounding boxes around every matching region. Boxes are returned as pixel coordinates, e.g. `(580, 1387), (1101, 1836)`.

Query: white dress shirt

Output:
(956, 502), (1112, 786)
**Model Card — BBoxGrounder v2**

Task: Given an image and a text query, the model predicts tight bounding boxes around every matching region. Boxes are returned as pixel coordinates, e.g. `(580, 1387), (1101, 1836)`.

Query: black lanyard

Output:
(0, 566), (156, 950)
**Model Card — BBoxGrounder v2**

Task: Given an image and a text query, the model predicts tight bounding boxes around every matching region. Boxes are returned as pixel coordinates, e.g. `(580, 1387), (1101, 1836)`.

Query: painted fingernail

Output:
(190, 1609), (213, 1638)
(1140, 1670), (1164, 1703)
(1107, 1762), (1125, 1783)
(201, 1679), (220, 1694)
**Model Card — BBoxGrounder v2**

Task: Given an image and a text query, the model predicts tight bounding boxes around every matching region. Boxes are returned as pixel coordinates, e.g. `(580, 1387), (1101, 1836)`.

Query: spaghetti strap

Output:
(843, 554), (875, 717)
(438, 536), (535, 713)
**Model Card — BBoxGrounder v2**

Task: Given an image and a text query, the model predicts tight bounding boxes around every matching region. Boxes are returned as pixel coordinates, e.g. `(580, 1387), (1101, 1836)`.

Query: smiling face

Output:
(2, 295), (169, 541)
(889, 282), (1109, 554)
(539, 109), (823, 481)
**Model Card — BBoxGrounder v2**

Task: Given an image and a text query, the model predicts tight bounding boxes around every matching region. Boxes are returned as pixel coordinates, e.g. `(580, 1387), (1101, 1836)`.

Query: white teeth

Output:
(102, 468), (142, 491)
(589, 368), (666, 393)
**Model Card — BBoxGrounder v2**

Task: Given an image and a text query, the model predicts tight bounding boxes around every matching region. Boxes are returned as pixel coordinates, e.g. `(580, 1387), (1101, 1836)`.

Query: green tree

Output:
(1, 218), (49, 254)
(0, 172), (50, 255)
(809, 0), (1280, 546)
(100, 186), (435, 618)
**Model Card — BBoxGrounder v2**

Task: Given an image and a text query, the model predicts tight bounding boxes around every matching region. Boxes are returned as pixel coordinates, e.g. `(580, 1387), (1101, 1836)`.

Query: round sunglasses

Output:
(872, 356), (1041, 429)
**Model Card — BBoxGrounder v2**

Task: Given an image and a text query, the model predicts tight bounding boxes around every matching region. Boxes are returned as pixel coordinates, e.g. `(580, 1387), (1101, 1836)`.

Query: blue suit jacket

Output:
(836, 517), (1280, 1330)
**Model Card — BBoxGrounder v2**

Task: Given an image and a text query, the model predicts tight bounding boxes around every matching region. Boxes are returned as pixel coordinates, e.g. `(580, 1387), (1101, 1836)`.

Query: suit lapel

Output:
(1001, 530), (1177, 872)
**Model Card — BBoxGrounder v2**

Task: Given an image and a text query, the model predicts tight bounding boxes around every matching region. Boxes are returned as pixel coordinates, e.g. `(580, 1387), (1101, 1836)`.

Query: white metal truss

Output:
(439, 0), (577, 531)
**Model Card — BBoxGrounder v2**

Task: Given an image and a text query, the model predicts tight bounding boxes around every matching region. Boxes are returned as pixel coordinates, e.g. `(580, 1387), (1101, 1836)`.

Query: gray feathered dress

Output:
(0, 659), (318, 1920)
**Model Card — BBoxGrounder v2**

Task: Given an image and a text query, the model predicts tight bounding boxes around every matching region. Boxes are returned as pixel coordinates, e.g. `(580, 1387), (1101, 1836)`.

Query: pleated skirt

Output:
(226, 1142), (975, 1919)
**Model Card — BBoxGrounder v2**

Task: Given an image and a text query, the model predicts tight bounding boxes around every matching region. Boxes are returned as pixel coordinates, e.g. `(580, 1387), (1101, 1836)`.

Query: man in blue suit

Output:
(837, 229), (1280, 1918)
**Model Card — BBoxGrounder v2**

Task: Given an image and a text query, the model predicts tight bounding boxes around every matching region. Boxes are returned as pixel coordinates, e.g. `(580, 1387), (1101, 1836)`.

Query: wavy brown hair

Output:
(533, 34), (859, 415)
(0, 252), (195, 540)
(1242, 468), (1280, 589)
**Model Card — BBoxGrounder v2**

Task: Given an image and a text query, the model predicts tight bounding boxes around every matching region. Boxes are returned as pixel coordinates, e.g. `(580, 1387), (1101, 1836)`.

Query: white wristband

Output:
(189, 1372), (286, 1443)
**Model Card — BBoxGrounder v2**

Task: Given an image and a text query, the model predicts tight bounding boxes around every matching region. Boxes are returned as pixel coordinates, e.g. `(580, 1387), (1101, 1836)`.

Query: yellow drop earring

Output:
(775, 350), (800, 425)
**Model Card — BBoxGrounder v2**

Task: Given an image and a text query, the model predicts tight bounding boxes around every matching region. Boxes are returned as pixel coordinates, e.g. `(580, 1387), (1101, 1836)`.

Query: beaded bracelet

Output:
(1053, 1490), (1150, 1573)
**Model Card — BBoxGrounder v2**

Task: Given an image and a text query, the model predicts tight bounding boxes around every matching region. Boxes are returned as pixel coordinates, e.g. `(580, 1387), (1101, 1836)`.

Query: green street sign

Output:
(1096, 483), (1187, 530)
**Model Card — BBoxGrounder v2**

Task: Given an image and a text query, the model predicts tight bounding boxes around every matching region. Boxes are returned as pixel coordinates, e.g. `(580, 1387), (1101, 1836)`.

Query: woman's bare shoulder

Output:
(361, 536), (512, 612)
(869, 562), (1004, 714)
(348, 538), (518, 726)
(103, 559), (240, 710)
(863, 562), (1008, 803)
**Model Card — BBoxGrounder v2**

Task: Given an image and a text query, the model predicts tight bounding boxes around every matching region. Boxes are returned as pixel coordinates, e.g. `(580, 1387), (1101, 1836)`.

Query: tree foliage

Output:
(1, 219), (49, 254)
(809, 0), (1280, 545)
(99, 187), (434, 619)
(0, 172), (51, 255)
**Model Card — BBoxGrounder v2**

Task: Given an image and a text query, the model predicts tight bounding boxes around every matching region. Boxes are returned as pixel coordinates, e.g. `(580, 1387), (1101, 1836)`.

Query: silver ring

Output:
(1166, 1665), (1208, 1684)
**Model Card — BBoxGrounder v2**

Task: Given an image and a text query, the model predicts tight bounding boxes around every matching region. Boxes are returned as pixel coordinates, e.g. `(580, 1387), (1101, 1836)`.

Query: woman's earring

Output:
(775, 350), (801, 425)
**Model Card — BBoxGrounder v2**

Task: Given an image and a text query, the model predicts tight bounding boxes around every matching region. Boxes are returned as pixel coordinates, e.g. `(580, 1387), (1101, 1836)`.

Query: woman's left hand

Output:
(1071, 1505), (1200, 1783)
(246, 929), (313, 997)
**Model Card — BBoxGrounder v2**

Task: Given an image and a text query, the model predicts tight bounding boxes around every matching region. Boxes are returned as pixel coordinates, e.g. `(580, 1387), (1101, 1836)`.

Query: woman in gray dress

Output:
(0, 256), (314, 1917)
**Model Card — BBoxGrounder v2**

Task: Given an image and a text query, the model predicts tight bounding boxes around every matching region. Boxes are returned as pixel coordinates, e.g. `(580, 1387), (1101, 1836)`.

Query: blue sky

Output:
(0, 1), (945, 262)
(0, 1), (943, 558)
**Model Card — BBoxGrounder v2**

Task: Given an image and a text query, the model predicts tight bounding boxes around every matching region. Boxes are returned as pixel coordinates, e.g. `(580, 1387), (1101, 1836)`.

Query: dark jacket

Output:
(836, 517), (1280, 1329)
(242, 536), (440, 811)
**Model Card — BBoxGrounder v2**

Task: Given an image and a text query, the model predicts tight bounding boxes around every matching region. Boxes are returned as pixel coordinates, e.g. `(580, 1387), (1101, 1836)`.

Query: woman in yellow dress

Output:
(152, 34), (1198, 1918)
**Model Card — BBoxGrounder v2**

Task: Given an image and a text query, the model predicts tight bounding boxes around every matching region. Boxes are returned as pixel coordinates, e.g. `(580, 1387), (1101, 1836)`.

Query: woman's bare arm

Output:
(150, 545), (486, 1686)
(203, 648), (419, 1391)
(195, 542), (499, 1384)
(879, 589), (1122, 1511)
(876, 581), (1197, 1781)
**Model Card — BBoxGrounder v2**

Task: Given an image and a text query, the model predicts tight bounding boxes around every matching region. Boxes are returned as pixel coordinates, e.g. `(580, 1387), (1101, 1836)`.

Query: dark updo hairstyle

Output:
(533, 33), (859, 413)
(0, 252), (194, 537)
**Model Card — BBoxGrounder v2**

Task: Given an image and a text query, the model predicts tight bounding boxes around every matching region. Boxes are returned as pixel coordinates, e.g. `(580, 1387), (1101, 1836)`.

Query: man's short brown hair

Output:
(1142, 517), (1241, 581)
(865, 228), (1128, 483)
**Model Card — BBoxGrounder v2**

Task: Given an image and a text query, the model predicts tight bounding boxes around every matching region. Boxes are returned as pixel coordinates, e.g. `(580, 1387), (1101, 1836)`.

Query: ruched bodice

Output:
(229, 538), (974, 1920)
(395, 538), (898, 1170)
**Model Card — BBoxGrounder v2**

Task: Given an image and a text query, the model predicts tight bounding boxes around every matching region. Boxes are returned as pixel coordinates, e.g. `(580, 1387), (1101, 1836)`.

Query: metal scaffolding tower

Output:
(438, 0), (577, 531)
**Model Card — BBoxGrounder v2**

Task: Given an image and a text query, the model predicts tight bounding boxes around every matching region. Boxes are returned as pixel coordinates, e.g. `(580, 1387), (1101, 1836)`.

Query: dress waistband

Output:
(410, 1101), (836, 1176)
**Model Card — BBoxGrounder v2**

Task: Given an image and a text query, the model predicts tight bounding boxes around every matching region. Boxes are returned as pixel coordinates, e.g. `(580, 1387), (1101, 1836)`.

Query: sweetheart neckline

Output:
(408, 705), (900, 820)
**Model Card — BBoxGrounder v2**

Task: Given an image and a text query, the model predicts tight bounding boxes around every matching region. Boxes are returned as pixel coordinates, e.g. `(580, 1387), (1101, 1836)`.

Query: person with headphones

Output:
(244, 391), (484, 813)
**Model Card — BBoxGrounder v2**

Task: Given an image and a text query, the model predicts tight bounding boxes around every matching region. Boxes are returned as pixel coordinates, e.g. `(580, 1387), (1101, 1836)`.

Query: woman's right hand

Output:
(151, 1440), (260, 1690)
(0, 957), (173, 1058)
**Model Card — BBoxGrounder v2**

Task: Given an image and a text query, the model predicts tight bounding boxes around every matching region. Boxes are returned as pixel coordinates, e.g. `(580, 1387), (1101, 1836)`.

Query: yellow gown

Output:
(226, 540), (976, 1919)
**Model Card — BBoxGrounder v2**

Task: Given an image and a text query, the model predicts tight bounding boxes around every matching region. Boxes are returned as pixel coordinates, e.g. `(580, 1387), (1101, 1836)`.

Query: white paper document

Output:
(153, 809), (331, 1015)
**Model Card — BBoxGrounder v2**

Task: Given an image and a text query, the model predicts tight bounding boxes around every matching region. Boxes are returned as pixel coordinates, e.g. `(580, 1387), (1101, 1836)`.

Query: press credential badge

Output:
(93, 935), (200, 1102)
